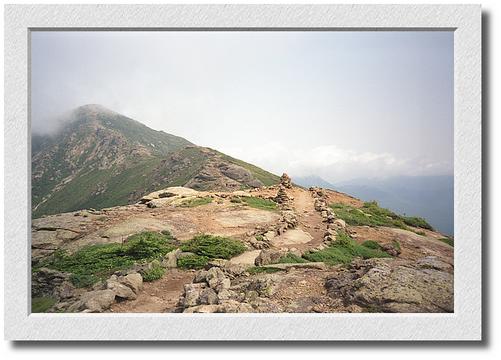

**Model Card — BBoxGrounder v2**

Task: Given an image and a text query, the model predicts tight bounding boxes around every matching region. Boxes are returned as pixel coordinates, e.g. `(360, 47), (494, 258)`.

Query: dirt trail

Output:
(291, 188), (326, 249)
(108, 269), (194, 313)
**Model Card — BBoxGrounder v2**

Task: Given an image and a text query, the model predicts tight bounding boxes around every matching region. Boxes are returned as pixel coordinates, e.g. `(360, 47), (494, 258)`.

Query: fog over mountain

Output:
(31, 31), (453, 183)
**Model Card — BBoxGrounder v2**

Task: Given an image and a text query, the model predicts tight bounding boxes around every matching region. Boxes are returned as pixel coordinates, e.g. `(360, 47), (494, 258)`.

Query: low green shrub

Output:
(177, 254), (209, 269)
(179, 196), (213, 208)
(42, 231), (176, 287)
(247, 266), (284, 275)
(438, 237), (454, 247)
(303, 232), (391, 265)
(180, 234), (246, 259)
(277, 253), (308, 264)
(330, 201), (433, 230)
(32, 296), (56, 313)
(142, 262), (165, 282)
(240, 196), (277, 211)
(402, 216), (434, 230)
(361, 240), (382, 250)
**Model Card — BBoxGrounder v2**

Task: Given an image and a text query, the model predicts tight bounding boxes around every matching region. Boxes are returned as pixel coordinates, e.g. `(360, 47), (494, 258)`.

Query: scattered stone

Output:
(254, 249), (284, 266)
(106, 275), (137, 300)
(67, 290), (116, 313)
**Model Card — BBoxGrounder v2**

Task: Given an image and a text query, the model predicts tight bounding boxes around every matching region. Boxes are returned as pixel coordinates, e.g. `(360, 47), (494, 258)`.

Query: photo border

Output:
(4, 4), (481, 341)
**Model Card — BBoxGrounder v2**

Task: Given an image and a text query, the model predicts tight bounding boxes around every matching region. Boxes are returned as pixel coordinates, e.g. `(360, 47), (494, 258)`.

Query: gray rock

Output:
(162, 249), (181, 268)
(121, 273), (143, 294)
(199, 288), (219, 305)
(106, 276), (137, 300)
(206, 267), (231, 293)
(254, 249), (284, 266)
(67, 290), (116, 313)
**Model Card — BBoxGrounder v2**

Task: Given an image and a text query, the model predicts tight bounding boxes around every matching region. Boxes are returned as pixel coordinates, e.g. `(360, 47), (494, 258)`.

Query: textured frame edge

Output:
(4, 4), (481, 341)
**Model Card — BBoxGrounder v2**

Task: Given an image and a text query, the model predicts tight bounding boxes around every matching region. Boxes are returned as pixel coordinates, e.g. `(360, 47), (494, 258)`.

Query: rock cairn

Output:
(280, 173), (292, 189)
(309, 187), (346, 247)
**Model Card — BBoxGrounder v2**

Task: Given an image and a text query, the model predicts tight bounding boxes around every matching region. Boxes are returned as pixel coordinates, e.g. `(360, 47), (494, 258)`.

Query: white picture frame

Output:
(4, 4), (481, 341)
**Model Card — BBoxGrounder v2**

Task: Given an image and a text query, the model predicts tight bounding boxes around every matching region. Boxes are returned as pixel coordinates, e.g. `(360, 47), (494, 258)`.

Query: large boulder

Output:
(121, 273), (143, 294)
(67, 290), (116, 313)
(106, 275), (137, 300)
(254, 249), (284, 266)
(325, 258), (453, 313)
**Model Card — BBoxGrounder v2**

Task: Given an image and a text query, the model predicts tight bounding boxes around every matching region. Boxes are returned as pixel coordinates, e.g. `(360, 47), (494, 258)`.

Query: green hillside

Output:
(32, 105), (280, 218)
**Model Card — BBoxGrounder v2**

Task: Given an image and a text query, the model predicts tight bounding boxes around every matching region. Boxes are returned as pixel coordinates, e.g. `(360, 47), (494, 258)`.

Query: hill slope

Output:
(32, 105), (280, 217)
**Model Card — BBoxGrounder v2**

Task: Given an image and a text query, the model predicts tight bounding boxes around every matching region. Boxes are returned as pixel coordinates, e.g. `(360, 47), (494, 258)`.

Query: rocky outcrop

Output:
(324, 257), (453, 313)
(67, 289), (116, 313)
(32, 267), (75, 301)
(57, 271), (144, 313)
(254, 249), (285, 266)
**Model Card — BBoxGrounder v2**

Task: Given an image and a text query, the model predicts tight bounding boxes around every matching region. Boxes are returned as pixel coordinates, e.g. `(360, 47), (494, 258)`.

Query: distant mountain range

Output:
(32, 105), (280, 218)
(295, 175), (454, 236)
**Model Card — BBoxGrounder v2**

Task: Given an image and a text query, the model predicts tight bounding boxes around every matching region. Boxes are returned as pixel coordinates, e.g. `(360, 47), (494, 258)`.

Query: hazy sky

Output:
(31, 31), (453, 183)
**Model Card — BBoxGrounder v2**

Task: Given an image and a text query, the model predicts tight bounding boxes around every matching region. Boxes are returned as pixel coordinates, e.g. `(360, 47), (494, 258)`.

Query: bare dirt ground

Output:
(109, 269), (194, 313)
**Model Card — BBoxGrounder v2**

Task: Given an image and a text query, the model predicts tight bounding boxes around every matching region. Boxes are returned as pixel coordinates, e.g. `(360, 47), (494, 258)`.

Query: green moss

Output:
(177, 254), (209, 269)
(32, 296), (56, 313)
(179, 196), (213, 208)
(180, 234), (246, 259)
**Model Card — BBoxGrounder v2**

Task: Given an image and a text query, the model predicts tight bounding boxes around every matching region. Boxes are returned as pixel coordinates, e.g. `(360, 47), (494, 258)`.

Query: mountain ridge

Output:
(32, 105), (280, 217)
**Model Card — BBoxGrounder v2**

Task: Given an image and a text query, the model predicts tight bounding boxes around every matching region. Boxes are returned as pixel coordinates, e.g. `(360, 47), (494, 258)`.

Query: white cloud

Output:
(220, 142), (452, 183)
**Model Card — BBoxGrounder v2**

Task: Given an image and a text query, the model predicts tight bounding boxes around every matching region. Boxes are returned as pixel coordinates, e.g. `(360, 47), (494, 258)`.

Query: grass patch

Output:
(414, 230), (426, 236)
(247, 266), (285, 275)
(177, 254), (209, 269)
(255, 234), (264, 241)
(179, 196), (213, 208)
(142, 261), (165, 282)
(402, 216), (434, 230)
(361, 240), (382, 250)
(42, 231), (176, 287)
(239, 196), (277, 211)
(330, 201), (433, 231)
(277, 253), (308, 264)
(32, 296), (56, 313)
(438, 237), (454, 247)
(392, 240), (401, 252)
(303, 232), (391, 265)
(180, 234), (246, 260)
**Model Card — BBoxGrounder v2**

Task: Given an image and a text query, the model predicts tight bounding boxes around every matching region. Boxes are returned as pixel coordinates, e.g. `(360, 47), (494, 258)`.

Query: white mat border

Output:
(4, 4), (481, 341)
